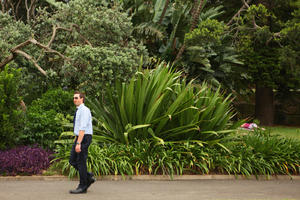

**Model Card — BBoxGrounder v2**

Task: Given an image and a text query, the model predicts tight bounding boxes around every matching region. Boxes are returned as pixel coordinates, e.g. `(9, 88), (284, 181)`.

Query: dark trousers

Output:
(69, 134), (92, 188)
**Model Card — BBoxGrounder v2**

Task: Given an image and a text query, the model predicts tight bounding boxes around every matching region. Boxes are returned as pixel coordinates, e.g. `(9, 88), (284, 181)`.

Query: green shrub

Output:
(210, 130), (300, 176)
(52, 139), (210, 178)
(63, 44), (146, 97)
(52, 130), (300, 177)
(0, 65), (24, 150)
(88, 62), (239, 145)
(22, 88), (73, 149)
(240, 130), (300, 175)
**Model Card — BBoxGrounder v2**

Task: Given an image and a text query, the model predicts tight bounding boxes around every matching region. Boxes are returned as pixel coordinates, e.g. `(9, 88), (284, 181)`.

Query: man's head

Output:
(73, 91), (85, 107)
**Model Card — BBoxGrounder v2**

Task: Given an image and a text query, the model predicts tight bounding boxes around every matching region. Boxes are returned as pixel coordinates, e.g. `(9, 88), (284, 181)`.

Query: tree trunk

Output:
(190, 0), (205, 32)
(255, 85), (274, 126)
(158, 0), (170, 25)
(174, 0), (204, 63)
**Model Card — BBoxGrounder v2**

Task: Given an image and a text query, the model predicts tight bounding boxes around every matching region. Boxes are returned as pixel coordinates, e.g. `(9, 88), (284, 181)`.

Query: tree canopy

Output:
(0, 0), (299, 125)
(0, 0), (148, 100)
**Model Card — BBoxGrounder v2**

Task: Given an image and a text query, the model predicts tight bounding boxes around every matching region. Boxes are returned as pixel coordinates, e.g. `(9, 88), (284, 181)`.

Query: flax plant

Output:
(88, 62), (239, 146)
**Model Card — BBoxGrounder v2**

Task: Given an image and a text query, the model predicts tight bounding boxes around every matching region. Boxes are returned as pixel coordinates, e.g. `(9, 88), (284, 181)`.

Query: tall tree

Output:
(230, 1), (300, 125)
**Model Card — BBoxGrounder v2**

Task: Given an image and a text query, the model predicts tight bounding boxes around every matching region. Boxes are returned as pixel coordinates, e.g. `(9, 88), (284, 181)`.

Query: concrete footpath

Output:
(0, 177), (300, 200)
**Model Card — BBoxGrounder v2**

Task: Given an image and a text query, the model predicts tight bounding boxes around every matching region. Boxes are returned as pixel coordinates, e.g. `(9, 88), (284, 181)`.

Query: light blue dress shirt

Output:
(74, 104), (93, 136)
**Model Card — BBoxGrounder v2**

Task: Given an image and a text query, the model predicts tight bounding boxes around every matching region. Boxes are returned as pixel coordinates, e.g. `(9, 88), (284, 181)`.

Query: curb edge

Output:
(1, 175), (299, 181)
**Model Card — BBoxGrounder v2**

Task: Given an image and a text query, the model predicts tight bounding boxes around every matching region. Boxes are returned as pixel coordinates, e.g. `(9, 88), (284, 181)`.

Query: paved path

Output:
(0, 179), (299, 200)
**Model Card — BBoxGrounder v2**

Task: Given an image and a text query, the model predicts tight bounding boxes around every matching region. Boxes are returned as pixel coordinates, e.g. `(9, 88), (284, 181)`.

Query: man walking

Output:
(69, 91), (95, 194)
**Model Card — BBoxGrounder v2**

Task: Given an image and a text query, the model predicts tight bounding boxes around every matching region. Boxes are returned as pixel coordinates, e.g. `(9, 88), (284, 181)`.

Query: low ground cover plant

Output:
(0, 145), (53, 176)
(52, 130), (300, 178)
(211, 130), (300, 176)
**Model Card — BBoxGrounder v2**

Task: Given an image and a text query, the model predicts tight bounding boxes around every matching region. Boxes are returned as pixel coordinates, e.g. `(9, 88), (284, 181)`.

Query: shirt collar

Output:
(77, 103), (84, 109)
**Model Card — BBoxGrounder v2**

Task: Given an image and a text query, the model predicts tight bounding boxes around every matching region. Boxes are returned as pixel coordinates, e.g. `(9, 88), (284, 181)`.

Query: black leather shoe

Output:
(69, 187), (87, 194)
(87, 174), (96, 189)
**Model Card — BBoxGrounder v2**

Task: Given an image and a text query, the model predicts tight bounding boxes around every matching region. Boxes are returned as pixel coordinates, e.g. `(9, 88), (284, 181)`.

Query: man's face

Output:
(73, 94), (83, 106)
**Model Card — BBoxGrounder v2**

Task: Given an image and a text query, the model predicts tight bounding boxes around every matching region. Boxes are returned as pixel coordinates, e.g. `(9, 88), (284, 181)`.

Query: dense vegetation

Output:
(0, 146), (52, 175)
(0, 0), (299, 176)
(52, 130), (300, 177)
(89, 63), (238, 145)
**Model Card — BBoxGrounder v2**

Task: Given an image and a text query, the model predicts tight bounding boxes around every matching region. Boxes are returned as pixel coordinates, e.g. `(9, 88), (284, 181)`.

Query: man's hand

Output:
(75, 144), (81, 153)
(75, 130), (85, 153)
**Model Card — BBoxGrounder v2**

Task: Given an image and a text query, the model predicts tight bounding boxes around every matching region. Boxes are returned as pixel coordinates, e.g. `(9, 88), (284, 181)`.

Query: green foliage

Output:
(49, 0), (134, 46)
(244, 4), (276, 27)
(182, 19), (244, 87)
(120, 0), (226, 62)
(53, 139), (212, 178)
(0, 13), (33, 60)
(124, 0), (242, 89)
(235, 4), (282, 88)
(88, 62), (238, 145)
(185, 19), (226, 46)
(0, 12), (48, 103)
(0, 65), (24, 150)
(127, 0), (176, 50)
(53, 130), (300, 177)
(277, 9), (300, 90)
(62, 44), (145, 97)
(1, 0), (148, 103)
(28, 88), (73, 114)
(22, 88), (73, 149)
(32, 0), (148, 95)
(234, 3), (300, 92)
(216, 130), (300, 175)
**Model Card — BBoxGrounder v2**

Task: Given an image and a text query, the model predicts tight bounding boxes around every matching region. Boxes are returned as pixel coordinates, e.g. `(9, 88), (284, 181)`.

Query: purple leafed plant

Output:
(0, 145), (53, 176)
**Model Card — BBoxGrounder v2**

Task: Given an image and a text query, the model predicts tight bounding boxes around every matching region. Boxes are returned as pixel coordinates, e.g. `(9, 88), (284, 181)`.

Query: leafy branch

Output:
(0, 23), (92, 76)
(0, 38), (68, 76)
(227, 0), (252, 26)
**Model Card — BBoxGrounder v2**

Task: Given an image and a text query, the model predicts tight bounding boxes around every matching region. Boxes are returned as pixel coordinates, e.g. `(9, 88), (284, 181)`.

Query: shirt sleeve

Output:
(78, 108), (90, 132)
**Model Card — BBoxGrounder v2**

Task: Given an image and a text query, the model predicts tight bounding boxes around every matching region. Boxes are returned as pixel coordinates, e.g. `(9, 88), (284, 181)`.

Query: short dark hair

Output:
(74, 91), (85, 102)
